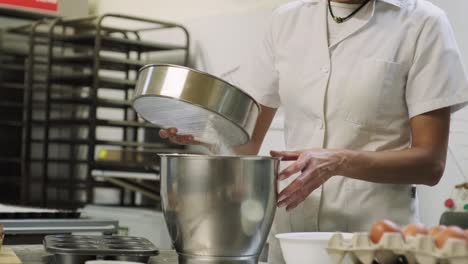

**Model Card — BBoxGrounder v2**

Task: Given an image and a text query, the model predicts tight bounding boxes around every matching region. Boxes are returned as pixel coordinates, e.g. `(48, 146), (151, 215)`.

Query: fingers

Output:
(274, 148), (341, 210)
(170, 134), (194, 145)
(277, 168), (328, 211)
(278, 189), (304, 211)
(159, 129), (168, 138)
(270, 150), (303, 161)
(159, 128), (178, 139)
(278, 177), (305, 203)
(278, 157), (308, 180)
(278, 177), (310, 211)
(160, 128), (197, 145)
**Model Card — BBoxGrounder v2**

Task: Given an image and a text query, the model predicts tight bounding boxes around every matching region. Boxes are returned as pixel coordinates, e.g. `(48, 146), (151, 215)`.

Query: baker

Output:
(160, 0), (468, 263)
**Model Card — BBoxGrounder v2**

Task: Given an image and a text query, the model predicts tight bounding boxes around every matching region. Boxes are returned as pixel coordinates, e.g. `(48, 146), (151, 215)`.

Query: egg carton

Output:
(327, 233), (468, 264)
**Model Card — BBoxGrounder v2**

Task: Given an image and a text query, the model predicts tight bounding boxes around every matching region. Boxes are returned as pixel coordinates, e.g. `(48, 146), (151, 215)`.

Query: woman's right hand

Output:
(159, 127), (197, 145)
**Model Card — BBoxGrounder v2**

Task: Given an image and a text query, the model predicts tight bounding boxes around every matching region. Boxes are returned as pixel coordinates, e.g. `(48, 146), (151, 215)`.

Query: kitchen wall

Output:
(93, 0), (289, 21)
(95, 0), (468, 226)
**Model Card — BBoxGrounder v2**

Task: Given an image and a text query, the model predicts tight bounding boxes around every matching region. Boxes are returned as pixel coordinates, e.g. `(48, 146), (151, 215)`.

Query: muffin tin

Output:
(327, 233), (468, 264)
(44, 235), (159, 264)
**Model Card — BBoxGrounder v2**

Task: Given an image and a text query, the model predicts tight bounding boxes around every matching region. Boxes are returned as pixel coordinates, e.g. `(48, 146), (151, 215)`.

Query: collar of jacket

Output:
(300, 0), (404, 8)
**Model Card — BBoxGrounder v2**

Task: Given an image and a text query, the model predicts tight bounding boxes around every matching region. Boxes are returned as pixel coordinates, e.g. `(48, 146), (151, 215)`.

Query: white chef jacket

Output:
(238, 0), (468, 263)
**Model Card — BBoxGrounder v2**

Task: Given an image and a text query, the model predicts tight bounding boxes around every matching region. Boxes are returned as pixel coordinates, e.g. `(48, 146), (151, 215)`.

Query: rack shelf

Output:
(50, 97), (131, 108)
(0, 177), (21, 184)
(0, 82), (25, 90)
(0, 120), (23, 127)
(93, 161), (158, 174)
(0, 157), (22, 163)
(0, 101), (23, 108)
(53, 54), (149, 71)
(29, 178), (117, 188)
(0, 64), (25, 72)
(54, 34), (186, 53)
(1, 13), (190, 208)
(32, 118), (161, 129)
(49, 73), (136, 90)
(31, 138), (169, 149)
(30, 158), (89, 164)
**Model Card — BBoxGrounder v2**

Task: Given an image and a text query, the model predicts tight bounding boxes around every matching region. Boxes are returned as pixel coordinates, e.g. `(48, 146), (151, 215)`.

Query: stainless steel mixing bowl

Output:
(132, 64), (260, 146)
(160, 154), (279, 264)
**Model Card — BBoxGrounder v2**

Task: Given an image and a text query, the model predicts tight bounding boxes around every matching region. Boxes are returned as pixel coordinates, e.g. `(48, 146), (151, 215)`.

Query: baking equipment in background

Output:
(92, 148), (194, 207)
(440, 182), (468, 229)
(159, 154), (278, 264)
(44, 235), (158, 264)
(0, 35), (29, 205)
(0, 0), (87, 211)
(439, 147), (468, 228)
(0, 13), (189, 209)
(132, 64), (260, 147)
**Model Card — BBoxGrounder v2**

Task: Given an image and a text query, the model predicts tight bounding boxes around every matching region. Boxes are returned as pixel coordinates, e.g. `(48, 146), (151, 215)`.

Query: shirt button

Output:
(319, 119), (325, 129)
(321, 66), (329, 73)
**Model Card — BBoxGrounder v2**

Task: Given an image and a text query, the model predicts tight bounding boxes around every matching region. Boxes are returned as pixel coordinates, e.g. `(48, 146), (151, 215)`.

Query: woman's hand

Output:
(159, 128), (216, 151)
(159, 127), (196, 145)
(270, 149), (348, 211)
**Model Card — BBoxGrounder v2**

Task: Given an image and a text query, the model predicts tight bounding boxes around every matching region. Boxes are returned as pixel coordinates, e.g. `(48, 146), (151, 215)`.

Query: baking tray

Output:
(44, 235), (159, 264)
(439, 211), (468, 229)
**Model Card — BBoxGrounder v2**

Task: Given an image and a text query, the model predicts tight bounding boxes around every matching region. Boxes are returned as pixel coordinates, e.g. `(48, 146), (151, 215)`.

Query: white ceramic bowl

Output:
(276, 232), (353, 264)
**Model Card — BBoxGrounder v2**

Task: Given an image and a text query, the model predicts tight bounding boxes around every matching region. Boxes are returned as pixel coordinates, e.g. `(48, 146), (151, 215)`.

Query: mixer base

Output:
(178, 254), (258, 264)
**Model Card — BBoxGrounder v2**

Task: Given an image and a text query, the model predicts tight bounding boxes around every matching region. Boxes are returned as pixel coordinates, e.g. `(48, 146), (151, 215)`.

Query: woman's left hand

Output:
(271, 149), (348, 211)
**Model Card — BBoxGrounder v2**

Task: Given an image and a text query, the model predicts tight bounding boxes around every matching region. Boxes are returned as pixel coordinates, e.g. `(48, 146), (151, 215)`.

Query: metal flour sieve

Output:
(132, 64), (260, 146)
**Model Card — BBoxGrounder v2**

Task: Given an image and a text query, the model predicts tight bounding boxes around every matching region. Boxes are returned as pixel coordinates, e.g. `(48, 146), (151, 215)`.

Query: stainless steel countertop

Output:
(10, 245), (178, 264)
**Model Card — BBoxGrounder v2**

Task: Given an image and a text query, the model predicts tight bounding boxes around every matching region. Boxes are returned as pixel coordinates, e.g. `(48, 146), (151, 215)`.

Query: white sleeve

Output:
(406, 12), (468, 118)
(237, 14), (281, 108)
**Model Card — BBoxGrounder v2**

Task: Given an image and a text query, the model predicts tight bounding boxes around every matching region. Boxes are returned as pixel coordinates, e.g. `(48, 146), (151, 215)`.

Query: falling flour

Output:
(203, 118), (236, 155)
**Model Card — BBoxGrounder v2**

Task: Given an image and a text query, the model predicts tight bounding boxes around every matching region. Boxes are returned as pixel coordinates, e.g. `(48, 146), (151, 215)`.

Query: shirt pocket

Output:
(340, 57), (406, 131)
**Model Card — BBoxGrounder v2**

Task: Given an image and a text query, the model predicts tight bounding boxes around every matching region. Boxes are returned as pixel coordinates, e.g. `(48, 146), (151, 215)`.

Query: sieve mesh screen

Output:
(133, 96), (248, 147)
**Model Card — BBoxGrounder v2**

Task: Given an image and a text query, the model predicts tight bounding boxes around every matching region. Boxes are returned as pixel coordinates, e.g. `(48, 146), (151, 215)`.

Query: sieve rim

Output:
(136, 64), (261, 111)
(158, 153), (280, 161)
